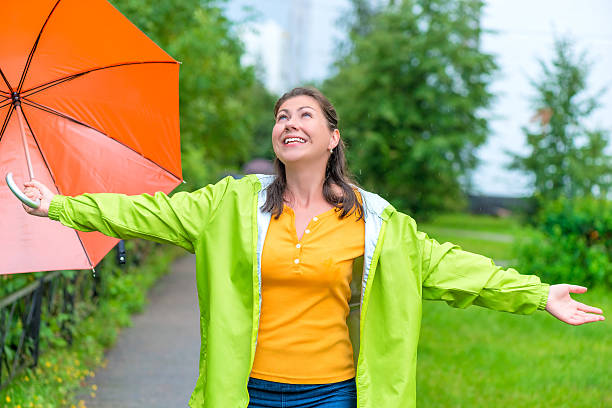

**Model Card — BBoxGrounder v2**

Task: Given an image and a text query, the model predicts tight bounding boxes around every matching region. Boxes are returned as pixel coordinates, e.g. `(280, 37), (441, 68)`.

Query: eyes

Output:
(276, 111), (313, 122)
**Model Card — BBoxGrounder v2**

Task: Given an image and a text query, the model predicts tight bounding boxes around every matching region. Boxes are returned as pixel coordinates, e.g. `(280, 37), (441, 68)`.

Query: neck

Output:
(284, 162), (327, 208)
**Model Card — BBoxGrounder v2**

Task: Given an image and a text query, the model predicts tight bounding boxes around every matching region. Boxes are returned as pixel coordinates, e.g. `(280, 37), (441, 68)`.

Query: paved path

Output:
(77, 255), (200, 408)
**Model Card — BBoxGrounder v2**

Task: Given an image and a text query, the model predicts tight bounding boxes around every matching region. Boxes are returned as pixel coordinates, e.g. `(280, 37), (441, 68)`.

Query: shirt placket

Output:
(292, 215), (319, 274)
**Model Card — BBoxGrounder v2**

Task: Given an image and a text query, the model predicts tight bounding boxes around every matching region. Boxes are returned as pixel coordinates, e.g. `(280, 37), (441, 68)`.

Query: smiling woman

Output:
(18, 86), (605, 408)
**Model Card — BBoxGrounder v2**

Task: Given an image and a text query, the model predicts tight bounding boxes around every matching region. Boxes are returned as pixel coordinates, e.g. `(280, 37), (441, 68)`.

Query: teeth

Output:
(284, 137), (305, 144)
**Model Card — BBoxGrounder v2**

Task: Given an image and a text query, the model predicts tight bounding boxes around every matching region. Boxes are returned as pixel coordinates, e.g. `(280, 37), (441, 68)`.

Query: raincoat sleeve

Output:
(47, 176), (235, 253)
(419, 231), (549, 314)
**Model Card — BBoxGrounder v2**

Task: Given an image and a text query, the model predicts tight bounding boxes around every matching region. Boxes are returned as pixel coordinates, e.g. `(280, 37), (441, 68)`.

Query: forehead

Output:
(278, 95), (320, 112)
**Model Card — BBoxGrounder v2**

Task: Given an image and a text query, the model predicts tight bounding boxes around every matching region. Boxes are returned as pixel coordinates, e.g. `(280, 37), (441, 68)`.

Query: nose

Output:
(284, 115), (298, 130)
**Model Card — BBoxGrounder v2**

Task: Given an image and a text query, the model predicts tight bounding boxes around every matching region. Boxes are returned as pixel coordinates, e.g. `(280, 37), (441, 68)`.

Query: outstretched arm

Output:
(545, 284), (605, 325)
(20, 177), (233, 253)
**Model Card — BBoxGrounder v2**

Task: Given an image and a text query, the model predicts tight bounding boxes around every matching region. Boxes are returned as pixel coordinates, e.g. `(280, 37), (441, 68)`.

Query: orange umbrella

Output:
(0, 0), (182, 275)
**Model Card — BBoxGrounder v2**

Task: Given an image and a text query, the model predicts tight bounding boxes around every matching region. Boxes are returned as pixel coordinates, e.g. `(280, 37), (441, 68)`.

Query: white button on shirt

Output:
(296, 243), (301, 249)
(313, 217), (319, 222)
(304, 229), (311, 234)
(294, 258), (300, 264)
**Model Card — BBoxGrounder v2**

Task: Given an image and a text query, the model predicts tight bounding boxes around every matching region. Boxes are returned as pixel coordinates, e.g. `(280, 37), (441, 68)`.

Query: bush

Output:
(513, 197), (612, 288)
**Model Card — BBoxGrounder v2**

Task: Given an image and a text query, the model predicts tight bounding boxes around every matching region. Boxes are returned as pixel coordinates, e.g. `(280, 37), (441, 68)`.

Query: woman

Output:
(22, 87), (604, 408)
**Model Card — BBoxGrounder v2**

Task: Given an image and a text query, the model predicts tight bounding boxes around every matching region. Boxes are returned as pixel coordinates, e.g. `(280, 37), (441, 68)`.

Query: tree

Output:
(509, 37), (611, 203)
(324, 0), (496, 217)
(110, 0), (275, 189)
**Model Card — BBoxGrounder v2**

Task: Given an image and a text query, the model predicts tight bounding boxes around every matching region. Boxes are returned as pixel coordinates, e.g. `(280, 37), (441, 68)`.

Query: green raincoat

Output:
(48, 174), (549, 407)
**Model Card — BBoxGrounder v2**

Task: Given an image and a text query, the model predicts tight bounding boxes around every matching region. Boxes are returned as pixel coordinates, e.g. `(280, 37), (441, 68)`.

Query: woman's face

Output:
(272, 95), (339, 167)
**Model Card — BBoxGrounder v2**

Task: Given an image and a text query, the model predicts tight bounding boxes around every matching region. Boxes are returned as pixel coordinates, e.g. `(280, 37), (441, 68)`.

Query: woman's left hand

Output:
(546, 284), (605, 325)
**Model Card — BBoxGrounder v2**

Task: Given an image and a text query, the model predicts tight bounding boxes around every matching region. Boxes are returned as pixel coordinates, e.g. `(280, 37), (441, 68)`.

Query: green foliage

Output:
(513, 197), (612, 288)
(0, 241), (183, 407)
(324, 0), (497, 216)
(509, 37), (612, 204)
(110, 0), (275, 189)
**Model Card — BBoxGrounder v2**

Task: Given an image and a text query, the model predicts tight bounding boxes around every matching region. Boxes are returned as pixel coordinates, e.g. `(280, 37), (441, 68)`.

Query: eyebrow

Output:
(277, 106), (315, 115)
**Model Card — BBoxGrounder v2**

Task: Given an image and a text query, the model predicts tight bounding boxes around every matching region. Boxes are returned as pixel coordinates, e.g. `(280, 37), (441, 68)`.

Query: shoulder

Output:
(355, 186), (394, 220)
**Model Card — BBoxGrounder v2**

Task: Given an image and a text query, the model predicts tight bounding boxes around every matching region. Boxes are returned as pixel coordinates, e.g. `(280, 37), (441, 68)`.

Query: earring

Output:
(329, 148), (334, 153)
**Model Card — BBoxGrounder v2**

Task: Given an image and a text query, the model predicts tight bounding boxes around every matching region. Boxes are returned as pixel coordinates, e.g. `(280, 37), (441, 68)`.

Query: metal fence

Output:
(0, 266), (100, 391)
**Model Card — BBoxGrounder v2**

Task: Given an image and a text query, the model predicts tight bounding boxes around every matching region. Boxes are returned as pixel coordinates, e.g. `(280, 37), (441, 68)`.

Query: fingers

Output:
(568, 285), (588, 294)
(576, 301), (603, 315)
(570, 311), (605, 326)
(23, 185), (42, 201)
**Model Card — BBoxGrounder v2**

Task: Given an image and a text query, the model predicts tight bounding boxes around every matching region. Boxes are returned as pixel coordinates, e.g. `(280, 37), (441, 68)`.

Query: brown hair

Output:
(262, 87), (363, 220)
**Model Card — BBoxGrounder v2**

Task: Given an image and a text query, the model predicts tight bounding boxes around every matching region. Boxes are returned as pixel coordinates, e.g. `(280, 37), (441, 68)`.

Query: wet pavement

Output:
(76, 255), (200, 408)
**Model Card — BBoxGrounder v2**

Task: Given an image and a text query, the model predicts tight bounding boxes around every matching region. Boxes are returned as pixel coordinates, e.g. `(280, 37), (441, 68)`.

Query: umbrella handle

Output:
(5, 172), (40, 209)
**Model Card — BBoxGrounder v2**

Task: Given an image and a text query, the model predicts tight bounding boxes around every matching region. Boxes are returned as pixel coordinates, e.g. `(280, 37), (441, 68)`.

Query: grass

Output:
(418, 288), (611, 408)
(417, 213), (519, 261)
(415, 212), (611, 407)
(418, 212), (521, 234)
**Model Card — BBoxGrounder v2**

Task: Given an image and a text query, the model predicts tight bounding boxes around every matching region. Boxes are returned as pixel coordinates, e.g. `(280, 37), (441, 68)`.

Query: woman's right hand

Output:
(22, 180), (55, 217)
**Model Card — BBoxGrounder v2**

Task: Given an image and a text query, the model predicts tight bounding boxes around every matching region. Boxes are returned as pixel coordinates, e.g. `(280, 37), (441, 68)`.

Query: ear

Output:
(328, 129), (340, 151)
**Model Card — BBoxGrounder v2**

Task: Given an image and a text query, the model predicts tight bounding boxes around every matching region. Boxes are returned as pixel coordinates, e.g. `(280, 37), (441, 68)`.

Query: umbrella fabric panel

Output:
(24, 106), (182, 265)
(0, 118), (92, 275)
(9, 0), (177, 93)
(25, 63), (181, 177)
(0, 0), (57, 93)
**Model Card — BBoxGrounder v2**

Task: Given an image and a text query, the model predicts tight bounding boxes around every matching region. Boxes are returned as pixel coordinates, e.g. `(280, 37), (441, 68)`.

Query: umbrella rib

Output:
(22, 61), (177, 98)
(103, 135), (183, 183)
(21, 98), (105, 135)
(0, 67), (14, 93)
(73, 231), (95, 271)
(17, 0), (62, 93)
(0, 105), (14, 143)
(21, 107), (94, 273)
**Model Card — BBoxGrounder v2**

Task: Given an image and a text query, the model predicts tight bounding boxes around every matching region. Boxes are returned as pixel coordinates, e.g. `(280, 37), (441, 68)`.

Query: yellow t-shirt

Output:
(250, 203), (365, 384)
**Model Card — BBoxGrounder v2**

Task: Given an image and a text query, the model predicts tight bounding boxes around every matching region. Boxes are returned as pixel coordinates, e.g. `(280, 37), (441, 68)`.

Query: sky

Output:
(224, 0), (612, 197)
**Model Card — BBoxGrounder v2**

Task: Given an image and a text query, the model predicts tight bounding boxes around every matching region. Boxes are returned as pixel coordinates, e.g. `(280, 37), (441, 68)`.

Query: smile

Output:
(283, 137), (306, 144)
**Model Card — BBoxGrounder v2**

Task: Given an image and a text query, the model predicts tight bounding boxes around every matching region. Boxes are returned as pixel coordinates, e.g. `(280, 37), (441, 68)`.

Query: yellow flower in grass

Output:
(91, 385), (97, 391)
(44, 362), (51, 368)
(6, 395), (11, 403)
(90, 392), (96, 399)
(24, 375), (30, 382)
(56, 377), (63, 383)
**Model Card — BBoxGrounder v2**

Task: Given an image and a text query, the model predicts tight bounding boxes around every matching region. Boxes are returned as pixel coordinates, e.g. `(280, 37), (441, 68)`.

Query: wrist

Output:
(48, 195), (65, 220)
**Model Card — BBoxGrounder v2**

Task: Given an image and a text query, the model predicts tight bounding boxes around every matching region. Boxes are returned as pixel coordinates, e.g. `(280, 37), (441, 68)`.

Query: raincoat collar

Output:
(254, 174), (392, 305)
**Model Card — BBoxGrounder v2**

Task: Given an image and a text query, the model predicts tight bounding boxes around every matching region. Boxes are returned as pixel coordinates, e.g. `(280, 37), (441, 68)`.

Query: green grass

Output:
(414, 212), (611, 407)
(417, 213), (519, 261)
(418, 228), (514, 261)
(418, 212), (521, 234)
(417, 287), (611, 408)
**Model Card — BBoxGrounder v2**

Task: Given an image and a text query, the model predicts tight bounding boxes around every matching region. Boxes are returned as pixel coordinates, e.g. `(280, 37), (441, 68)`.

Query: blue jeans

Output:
(247, 377), (357, 408)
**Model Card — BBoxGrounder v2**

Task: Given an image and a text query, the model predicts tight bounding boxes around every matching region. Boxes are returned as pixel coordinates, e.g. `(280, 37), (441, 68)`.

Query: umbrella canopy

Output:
(0, 0), (182, 275)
